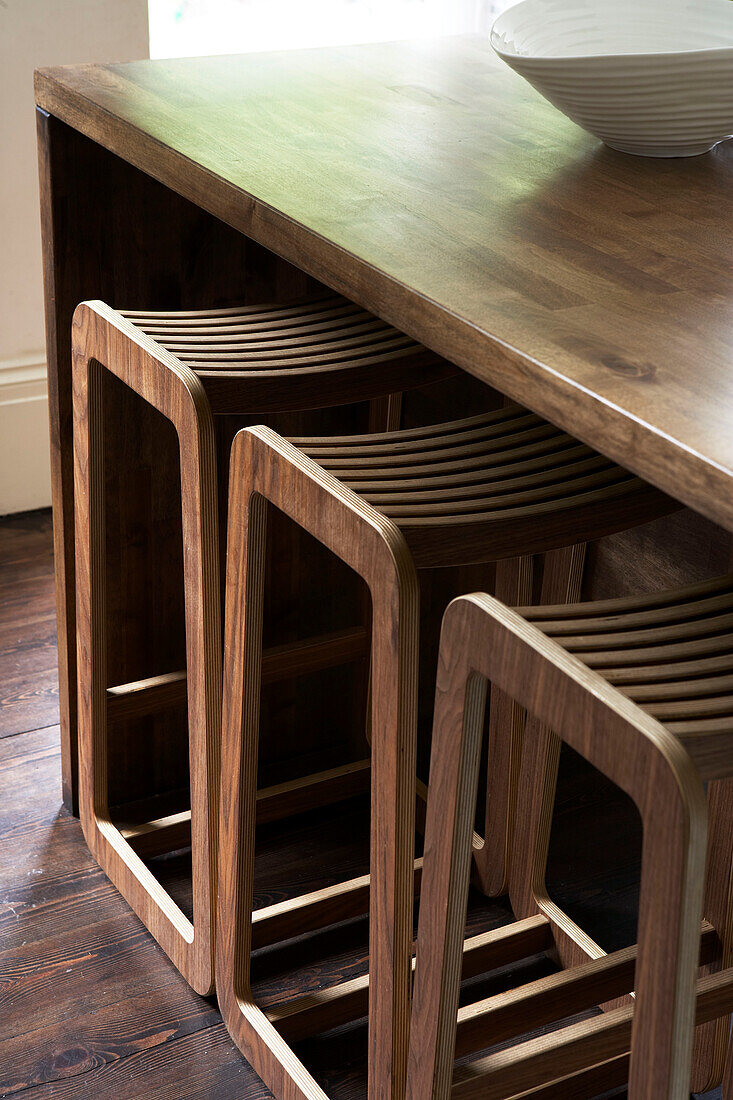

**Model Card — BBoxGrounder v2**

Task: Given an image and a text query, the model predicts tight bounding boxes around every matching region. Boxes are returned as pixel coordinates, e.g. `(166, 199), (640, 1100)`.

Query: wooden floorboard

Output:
(0, 509), (722, 1099)
(0, 510), (59, 738)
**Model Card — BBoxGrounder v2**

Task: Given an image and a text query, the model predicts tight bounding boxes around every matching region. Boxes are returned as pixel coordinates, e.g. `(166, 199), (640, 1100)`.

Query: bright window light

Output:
(148, 0), (515, 60)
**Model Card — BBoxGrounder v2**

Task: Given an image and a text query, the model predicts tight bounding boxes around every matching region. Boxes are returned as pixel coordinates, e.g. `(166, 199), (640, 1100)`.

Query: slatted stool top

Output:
(525, 574), (733, 778)
(121, 295), (453, 413)
(293, 404), (675, 567)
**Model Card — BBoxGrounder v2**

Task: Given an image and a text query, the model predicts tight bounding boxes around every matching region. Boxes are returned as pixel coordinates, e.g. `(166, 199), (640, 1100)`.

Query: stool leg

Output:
(407, 601), (489, 1100)
(473, 554), (533, 896)
(507, 711), (562, 928)
(363, 391), (402, 801)
(368, 392), (403, 432)
(691, 778), (733, 1093)
(505, 544), (586, 925)
(475, 544), (585, 898)
(73, 301), (221, 995)
(721, 1010), (733, 1100)
(217, 425), (419, 1100)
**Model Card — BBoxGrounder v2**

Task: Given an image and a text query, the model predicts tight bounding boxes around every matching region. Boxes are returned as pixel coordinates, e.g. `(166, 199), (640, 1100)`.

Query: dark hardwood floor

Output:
(0, 508), (721, 1099)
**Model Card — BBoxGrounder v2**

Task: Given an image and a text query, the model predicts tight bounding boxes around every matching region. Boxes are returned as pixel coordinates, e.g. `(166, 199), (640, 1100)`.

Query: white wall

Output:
(0, 0), (149, 516)
(149, 0), (489, 58)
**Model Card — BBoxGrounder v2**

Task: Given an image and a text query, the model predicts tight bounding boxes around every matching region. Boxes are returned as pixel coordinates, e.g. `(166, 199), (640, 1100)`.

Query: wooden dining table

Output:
(34, 35), (733, 815)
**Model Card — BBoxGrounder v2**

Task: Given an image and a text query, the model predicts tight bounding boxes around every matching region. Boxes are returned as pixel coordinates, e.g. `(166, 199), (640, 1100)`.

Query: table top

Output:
(35, 37), (733, 529)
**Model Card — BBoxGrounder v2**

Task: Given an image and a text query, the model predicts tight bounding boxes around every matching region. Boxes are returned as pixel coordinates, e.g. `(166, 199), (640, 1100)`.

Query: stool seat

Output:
(295, 405), (673, 566)
(121, 295), (454, 413)
(525, 574), (733, 777)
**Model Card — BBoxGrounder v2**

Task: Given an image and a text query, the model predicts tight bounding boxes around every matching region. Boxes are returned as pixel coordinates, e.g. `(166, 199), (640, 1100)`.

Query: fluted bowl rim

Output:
(490, 0), (733, 66)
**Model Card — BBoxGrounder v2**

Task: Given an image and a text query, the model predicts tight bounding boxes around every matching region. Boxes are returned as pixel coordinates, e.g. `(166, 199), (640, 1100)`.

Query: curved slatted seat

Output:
(121, 294), (455, 413)
(293, 405), (675, 567)
(524, 575), (733, 777)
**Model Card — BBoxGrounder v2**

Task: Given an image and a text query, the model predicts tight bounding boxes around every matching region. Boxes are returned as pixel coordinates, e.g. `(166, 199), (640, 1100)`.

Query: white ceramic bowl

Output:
(490, 0), (733, 157)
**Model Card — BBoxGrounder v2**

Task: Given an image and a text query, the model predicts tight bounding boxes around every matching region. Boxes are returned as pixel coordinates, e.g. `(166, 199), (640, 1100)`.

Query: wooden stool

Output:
(406, 591), (715, 1100)
(510, 575), (733, 1095)
(293, 410), (676, 897)
(71, 296), (452, 995)
(216, 424), (674, 1100)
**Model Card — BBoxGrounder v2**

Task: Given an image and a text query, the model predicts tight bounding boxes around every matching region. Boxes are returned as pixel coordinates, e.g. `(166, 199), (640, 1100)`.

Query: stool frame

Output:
(73, 301), (222, 994)
(512, 577), (733, 1094)
(71, 295), (436, 997)
(407, 592), (708, 1100)
(217, 425), (419, 1100)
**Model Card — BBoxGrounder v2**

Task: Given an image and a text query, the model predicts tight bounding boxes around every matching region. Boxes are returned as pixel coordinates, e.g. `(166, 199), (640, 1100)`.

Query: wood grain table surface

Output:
(35, 35), (733, 530)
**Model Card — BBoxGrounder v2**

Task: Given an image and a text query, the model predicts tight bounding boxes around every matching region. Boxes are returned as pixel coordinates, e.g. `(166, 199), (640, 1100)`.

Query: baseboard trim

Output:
(0, 352), (48, 405)
(0, 351), (51, 515)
